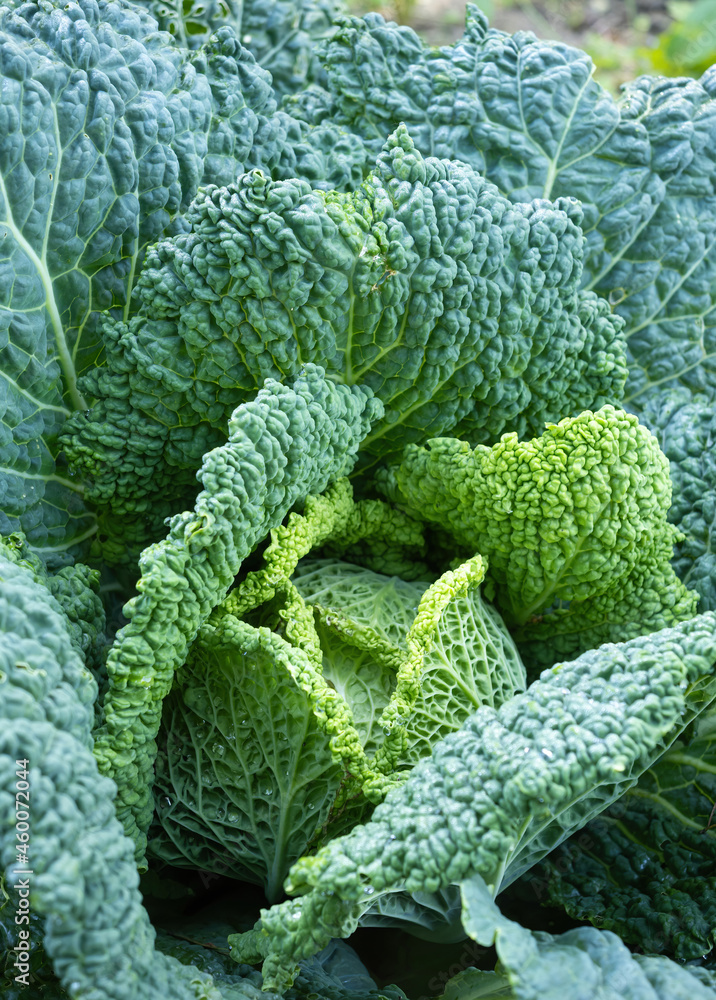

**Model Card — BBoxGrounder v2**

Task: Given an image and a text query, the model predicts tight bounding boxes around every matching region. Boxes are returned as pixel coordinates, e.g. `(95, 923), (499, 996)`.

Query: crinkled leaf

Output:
(150, 610), (344, 902)
(295, 557), (525, 767)
(63, 125), (625, 550)
(0, 544), (230, 999)
(384, 406), (697, 660)
(308, 7), (716, 412)
(638, 386), (716, 611)
(228, 614), (716, 991)
(151, 481), (521, 894)
(0, 0), (368, 563)
(136, 0), (339, 97)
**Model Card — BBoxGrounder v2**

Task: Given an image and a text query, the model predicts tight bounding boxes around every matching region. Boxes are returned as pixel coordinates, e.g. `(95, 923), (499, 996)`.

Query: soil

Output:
(411, 0), (674, 46)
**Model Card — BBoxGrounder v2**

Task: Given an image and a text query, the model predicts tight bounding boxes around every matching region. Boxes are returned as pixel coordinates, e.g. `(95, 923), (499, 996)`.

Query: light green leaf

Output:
(385, 406), (696, 658)
(150, 612), (344, 902)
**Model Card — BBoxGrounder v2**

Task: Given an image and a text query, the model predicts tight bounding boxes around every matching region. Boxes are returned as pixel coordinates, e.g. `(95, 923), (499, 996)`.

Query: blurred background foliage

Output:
(345, 0), (716, 92)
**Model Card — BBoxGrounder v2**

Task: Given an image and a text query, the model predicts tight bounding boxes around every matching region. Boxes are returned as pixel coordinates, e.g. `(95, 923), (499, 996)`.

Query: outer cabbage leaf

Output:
(0, 543), (230, 999)
(136, 0), (339, 97)
(62, 125), (626, 553)
(228, 614), (716, 991)
(0, 0), (368, 563)
(0, 540), (403, 1000)
(91, 364), (381, 864)
(44, 562), (107, 673)
(359, 885), (465, 944)
(456, 872), (716, 1000)
(0, 531), (106, 672)
(305, 6), (716, 414)
(357, 885), (465, 944)
(0, 0), (246, 559)
(528, 708), (716, 962)
(1, 875), (66, 999)
(384, 405), (698, 663)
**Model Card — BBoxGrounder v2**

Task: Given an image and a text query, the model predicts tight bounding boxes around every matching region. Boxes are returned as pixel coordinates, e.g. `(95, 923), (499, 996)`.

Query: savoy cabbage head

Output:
(149, 540), (525, 900)
(2, 1), (716, 999)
